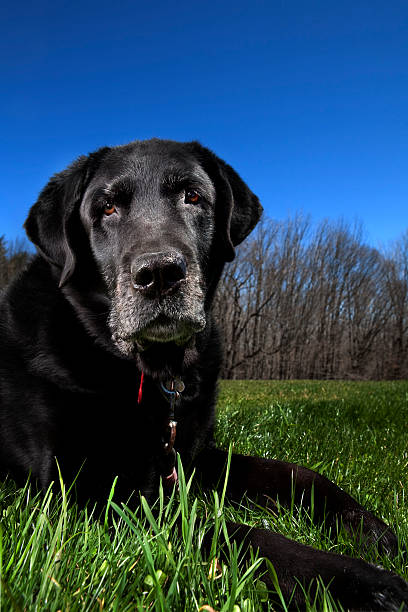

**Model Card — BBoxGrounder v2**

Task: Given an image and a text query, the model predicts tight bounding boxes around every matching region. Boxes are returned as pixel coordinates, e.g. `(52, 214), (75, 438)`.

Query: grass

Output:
(1, 380), (408, 610)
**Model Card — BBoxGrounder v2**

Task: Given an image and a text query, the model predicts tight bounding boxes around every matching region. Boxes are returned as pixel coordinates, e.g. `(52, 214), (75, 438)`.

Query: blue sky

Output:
(1, 0), (407, 247)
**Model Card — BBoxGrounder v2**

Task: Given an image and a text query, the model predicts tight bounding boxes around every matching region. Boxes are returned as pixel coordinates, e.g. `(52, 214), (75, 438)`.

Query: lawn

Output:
(1, 380), (407, 611)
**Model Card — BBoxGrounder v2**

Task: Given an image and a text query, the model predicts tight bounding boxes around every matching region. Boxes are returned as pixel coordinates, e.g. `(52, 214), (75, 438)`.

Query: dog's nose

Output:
(131, 252), (187, 298)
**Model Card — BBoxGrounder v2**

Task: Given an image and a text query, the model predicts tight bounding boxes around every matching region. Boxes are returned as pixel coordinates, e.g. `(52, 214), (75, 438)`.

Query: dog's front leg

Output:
(196, 446), (400, 557)
(208, 522), (408, 611)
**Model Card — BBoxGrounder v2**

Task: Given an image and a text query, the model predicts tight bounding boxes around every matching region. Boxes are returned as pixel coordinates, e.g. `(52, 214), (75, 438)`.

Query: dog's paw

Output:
(315, 555), (408, 611)
(361, 567), (408, 611)
(342, 508), (401, 558)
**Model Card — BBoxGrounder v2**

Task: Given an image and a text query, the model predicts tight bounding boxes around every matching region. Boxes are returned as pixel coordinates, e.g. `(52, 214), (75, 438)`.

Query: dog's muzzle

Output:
(108, 249), (206, 357)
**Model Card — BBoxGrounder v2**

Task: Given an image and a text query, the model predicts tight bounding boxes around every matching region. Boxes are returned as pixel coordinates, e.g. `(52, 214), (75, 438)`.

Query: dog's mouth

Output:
(132, 315), (205, 351)
(110, 313), (206, 378)
(112, 313), (206, 355)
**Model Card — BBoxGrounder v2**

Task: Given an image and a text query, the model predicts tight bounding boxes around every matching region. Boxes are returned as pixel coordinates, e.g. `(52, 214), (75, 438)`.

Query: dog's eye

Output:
(185, 190), (201, 205)
(104, 204), (116, 216)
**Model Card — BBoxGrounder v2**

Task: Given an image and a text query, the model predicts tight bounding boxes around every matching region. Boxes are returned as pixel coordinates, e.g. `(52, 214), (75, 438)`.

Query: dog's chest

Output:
(48, 377), (212, 499)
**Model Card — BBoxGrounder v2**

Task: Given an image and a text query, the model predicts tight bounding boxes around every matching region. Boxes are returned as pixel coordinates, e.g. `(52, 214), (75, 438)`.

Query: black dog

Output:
(0, 139), (407, 610)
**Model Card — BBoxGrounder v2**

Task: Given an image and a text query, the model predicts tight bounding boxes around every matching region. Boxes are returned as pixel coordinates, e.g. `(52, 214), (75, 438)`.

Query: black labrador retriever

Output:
(0, 139), (407, 610)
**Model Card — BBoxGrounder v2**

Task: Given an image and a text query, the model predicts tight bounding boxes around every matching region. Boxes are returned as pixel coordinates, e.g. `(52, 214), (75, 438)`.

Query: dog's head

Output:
(25, 139), (262, 377)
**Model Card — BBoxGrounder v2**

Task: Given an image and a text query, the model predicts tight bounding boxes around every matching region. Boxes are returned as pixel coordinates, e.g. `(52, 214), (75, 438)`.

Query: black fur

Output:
(0, 139), (407, 610)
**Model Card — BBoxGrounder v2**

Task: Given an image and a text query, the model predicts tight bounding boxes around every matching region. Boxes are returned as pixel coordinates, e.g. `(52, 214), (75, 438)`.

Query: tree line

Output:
(213, 216), (408, 380)
(0, 237), (32, 289)
(1, 218), (407, 381)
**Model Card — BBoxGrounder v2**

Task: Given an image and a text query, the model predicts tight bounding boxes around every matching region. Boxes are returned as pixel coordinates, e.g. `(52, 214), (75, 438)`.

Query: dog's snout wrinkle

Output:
(131, 252), (187, 298)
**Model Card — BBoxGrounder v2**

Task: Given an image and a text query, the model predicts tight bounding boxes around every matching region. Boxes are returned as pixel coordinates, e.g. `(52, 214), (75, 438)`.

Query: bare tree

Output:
(0, 237), (32, 289)
(215, 216), (408, 380)
(380, 232), (408, 378)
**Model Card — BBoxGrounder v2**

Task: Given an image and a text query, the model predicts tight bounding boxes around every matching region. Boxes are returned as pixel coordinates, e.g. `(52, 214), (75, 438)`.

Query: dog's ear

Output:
(25, 149), (108, 287)
(190, 142), (263, 261)
(216, 158), (263, 261)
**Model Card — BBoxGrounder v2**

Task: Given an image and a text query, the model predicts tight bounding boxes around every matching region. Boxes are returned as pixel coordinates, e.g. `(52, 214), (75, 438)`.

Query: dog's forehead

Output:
(91, 142), (213, 192)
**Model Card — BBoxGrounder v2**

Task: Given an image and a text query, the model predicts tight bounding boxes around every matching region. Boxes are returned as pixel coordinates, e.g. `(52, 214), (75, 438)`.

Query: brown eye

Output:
(104, 204), (116, 216)
(185, 190), (201, 204)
